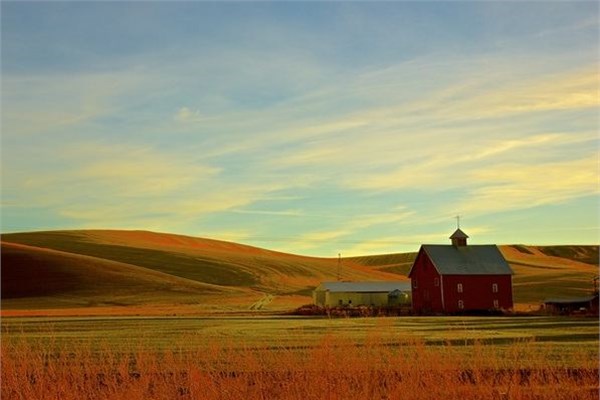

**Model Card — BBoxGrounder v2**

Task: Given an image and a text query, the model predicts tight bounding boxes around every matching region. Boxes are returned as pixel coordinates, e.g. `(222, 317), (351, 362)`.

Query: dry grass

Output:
(2, 334), (598, 400)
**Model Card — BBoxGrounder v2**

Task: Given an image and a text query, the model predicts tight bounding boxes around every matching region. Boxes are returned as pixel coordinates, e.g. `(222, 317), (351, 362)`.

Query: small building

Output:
(313, 281), (411, 307)
(542, 295), (599, 315)
(408, 229), (514, 314)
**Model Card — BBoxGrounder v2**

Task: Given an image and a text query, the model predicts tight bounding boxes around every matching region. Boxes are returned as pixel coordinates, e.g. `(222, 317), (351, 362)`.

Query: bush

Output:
(290, 304), (413, 317)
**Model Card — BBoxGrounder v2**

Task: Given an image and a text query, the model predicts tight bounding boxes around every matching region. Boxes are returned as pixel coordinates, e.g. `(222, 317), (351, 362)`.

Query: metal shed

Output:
(313, 281), (411, 307)
(542, 295), (599, 315)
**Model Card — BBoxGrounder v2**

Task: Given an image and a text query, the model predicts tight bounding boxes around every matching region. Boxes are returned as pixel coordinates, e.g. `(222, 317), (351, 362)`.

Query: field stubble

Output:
(2, 318), (599, 400)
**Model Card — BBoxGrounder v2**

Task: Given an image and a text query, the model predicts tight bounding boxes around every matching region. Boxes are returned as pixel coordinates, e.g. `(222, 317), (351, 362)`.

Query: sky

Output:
(1, 1), (599, 256)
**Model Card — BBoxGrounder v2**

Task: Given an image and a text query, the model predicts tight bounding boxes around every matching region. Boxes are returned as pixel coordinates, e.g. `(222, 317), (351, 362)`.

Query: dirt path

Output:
(249, 294), (274, 310)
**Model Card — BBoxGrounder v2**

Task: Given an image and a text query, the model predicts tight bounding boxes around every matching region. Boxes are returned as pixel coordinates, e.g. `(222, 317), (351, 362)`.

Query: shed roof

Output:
(315, 281), (411, 293)
(415, 244), (513, 276)
(543, 295), (598, 304)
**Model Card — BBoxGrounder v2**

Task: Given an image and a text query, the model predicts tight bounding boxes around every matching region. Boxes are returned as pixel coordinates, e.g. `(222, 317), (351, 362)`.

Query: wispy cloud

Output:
(535, 16), (599, 38)
(449, 68), (599, 118)
(78, 153), (220, 197)
(174, 107), (212, 123)
(2, 3), (598, 254)
(280, 207), (416, 253)
(2, 70), (149, 136)
(342, 226), (493, 256)
(4, 141), (298, 230)
(464, 155), (599, 214)
(14, 144), (218, 194)
(229, 209), (304, 217)
(342, 132), (597, 192)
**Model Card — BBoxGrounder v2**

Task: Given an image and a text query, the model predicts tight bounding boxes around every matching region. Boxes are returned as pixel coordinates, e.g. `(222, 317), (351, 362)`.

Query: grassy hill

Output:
(1, 230), (401, 311)
(1, 242), (240, 310)
(346, 252), (418, 276)
(2, 230), (597, 313)
(500, 245), (598, 307)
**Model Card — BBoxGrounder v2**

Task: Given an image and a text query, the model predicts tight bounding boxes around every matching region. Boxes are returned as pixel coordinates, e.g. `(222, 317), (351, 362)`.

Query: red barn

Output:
(408, 229), (513, 314)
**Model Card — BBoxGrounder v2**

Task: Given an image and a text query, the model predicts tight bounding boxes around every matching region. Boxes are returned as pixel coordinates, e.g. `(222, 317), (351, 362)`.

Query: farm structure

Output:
(408, 229), (514, 314)
(542, 294), (599, 315)
(313, 281), (411, 307)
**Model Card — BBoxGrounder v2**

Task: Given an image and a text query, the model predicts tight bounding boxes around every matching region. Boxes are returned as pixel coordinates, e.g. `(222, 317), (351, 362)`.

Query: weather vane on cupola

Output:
(451, 215), (468, 247)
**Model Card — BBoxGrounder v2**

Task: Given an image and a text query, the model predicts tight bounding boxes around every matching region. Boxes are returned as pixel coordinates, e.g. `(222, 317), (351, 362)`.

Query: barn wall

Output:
(410, 249), (443, 313)
(442, 275), (513, 312)
(324, 292), (391, 307)
(313, 290), (326, 306)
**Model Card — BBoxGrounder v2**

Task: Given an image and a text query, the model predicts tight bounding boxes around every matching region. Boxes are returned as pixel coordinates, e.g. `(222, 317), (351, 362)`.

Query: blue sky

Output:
(1, 2), (598, 256)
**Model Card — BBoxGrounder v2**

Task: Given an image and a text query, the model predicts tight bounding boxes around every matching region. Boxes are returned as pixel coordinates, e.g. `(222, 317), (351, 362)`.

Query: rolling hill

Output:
(1, 230), (598, 313)
(1, 242), (242, 310)
(1, 230), (401, 312)
(500, 245), (598, 306)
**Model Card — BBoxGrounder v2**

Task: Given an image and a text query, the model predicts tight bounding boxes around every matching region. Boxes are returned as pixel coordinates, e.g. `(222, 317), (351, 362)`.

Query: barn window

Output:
(492, 283), (498, 293)
(457, 283), (463, 293)
(493, 299), (499, 308)
(434, 278), (439, 287)
(458, 300), (464, 309)
(413, 280), (418, 288)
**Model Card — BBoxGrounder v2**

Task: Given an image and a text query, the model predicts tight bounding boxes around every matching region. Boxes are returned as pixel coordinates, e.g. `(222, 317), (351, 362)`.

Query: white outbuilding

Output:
(313, 281), (411, 307)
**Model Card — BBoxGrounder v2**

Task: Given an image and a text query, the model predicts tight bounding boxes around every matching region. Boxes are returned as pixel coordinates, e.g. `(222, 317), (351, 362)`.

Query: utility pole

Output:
(337, 253), (341, 281)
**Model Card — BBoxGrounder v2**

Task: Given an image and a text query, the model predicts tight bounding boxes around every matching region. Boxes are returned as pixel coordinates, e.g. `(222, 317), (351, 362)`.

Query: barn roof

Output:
(418, 244), (513, 276)
(315, 281), (411, 293)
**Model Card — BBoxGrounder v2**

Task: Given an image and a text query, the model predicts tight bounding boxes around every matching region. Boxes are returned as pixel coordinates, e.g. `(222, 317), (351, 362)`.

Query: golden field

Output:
(3, 331), (598, 400)
(1, 230), (598, 399)
(2, 315), (598, 400)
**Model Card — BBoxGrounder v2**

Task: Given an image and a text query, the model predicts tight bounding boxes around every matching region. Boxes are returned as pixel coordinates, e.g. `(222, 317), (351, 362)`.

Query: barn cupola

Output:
(450, 228), (469, 247)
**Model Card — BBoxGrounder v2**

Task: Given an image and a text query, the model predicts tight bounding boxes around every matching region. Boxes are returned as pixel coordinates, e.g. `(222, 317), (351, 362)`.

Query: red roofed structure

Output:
(408, 229), (514, 314)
